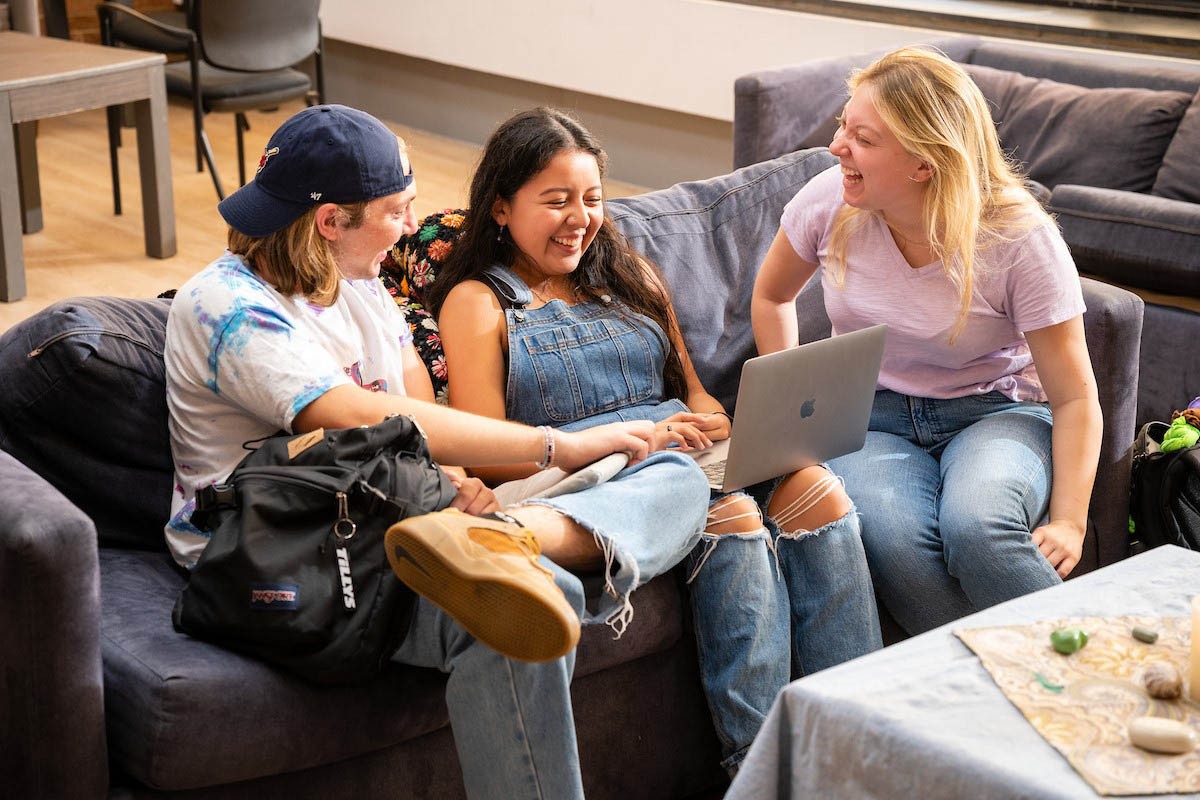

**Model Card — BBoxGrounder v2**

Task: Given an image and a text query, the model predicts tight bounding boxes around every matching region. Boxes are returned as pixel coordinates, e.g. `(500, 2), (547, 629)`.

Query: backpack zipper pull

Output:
(332, 491), (357, 542)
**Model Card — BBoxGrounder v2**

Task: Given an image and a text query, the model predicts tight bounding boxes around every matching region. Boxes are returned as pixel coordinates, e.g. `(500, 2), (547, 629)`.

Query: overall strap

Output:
(479, 264), (532, 310)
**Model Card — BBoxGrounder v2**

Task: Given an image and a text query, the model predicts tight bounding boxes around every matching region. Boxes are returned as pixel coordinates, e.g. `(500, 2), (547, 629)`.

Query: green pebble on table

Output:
(1131, 625), (1159, 644)
(1050, 627), (1089, 655)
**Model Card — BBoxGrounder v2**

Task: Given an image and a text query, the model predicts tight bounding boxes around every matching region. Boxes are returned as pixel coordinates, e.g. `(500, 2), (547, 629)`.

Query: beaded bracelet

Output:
(535, 425), (556, 470)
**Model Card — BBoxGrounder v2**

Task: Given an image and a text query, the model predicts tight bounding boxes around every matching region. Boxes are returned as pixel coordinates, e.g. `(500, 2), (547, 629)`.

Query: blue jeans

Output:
(685, 479), (881, 774)
(521, 449), (708, 631)
(486, 262), (710, 631)
(392, 561), (589, 799)
(829, 390), (1061, 636)
(390, 455), (706, 800)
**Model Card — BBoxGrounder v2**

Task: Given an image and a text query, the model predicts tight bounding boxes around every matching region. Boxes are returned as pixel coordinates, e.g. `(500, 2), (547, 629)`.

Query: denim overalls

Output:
(482, 265), (879, 774)
(481, 265), (707, 634)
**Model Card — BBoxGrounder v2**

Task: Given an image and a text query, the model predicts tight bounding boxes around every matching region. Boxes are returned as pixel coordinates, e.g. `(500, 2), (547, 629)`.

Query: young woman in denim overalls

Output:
(431, 108), (882, 775)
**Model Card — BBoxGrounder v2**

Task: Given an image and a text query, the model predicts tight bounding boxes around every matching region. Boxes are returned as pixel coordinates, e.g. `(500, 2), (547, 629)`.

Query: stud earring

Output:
(497, 224), (506, 242)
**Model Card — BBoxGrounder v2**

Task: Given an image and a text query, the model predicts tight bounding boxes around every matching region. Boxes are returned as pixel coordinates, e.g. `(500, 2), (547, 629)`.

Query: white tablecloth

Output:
(726, 545), (1200, 800)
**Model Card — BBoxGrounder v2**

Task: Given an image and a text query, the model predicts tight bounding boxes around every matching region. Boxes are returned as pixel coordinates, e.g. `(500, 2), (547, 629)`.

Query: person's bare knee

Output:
(767, 466), (851, 533)
(506, 504), (602, 570)
(705, 494), (763, 536)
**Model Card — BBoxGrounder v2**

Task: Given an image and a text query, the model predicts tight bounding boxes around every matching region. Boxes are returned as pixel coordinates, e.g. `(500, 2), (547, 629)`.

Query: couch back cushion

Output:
(0, 297), (172, 550)
(609, 147), (836, 411)
(1152, 89), (1200, 203)
(968, 41), (1200, 95)
(963, 63), (1193, 193)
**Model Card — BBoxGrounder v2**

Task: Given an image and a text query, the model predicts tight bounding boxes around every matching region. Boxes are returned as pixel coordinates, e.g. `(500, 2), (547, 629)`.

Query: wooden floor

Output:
(1, 98), (647, 332)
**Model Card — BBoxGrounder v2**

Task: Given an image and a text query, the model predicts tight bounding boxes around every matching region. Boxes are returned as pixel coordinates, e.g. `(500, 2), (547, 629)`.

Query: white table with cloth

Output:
(726, 544), (1200, 800)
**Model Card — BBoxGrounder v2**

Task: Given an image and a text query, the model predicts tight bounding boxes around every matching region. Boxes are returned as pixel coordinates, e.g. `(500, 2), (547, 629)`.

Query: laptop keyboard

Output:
(701, 459), (727, 487)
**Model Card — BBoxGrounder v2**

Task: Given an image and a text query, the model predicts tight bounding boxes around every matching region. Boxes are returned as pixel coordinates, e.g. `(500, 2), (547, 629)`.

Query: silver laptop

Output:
(692, 325), (886, 492)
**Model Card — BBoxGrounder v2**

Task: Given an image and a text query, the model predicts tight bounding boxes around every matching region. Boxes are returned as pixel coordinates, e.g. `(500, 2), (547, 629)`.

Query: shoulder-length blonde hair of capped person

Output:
(227, 135), (409, 306)
(828, 46), (1049, 340)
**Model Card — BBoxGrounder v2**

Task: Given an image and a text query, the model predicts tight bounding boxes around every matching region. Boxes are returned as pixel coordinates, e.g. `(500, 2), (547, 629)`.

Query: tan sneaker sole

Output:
(385, 510), (581, 662)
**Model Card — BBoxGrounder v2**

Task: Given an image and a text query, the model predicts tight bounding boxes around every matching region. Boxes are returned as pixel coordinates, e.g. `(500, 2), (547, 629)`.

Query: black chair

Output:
(98, 0), (324, 207)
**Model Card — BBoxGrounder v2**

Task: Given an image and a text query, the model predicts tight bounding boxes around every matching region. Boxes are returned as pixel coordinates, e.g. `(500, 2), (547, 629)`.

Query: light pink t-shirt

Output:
(781, 166), (1085, 402)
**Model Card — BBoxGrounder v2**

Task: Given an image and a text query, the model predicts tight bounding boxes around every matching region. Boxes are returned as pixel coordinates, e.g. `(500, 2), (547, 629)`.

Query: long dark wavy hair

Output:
(429, 107), (687, 401)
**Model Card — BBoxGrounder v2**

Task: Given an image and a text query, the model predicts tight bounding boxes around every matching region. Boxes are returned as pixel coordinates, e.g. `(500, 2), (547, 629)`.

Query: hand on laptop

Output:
(697, 411), (733, 440)
(655, 412), (729, 452)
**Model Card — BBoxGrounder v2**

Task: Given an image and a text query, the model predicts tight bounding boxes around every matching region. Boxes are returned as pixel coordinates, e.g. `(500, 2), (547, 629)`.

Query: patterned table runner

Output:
(956, 615), (1199, 795)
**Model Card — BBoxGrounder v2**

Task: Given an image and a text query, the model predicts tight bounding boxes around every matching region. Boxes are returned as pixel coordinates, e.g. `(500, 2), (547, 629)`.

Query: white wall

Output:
(319, 0), (943, 123)
(318, 0), (1192, 187)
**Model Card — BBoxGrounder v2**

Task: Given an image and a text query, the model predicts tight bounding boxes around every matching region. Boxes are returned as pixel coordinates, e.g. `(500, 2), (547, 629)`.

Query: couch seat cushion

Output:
(100, 548), (684, 791)
(963, 63), (1192, 193)
(1049, 183), (1200, 295)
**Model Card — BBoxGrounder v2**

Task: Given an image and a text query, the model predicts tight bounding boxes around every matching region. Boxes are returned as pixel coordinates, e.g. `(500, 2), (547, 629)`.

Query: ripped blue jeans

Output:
(517, 449), (708, 634)
(685, 475), (881, 774)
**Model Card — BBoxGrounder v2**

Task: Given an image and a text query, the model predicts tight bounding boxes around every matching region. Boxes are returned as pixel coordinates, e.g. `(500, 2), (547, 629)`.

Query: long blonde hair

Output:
(827, 47), (1048, 340)
(226, 202), (365, 305)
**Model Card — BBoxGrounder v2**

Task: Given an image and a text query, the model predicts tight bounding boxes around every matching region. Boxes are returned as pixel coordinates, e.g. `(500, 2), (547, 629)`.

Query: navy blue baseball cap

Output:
(218, 104), (414, 237)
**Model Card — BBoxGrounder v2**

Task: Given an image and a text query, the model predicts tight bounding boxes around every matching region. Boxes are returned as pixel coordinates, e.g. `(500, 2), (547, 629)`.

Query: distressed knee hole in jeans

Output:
(688, 494), (773, 583)
(770, 472), (846, 536)
(769, 474), (859, 569)
(518, 501), (642, 639)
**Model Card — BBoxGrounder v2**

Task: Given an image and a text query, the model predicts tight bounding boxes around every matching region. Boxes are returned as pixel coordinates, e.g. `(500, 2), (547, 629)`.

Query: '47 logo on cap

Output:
(256, 146), (280, 174)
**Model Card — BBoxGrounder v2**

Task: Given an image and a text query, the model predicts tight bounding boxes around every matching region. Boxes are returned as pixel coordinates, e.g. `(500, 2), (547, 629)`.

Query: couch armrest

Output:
(0, 450), (108, 797)
(733, 60), (855, 170)
(1050, 185), (1200, 296)
(1079, 278), (1144, 571)
(732, 36), (979, 169)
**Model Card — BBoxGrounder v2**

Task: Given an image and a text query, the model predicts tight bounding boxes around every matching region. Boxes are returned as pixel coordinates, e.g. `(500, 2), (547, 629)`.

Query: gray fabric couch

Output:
(734, 35), (1199, 429)
(0, 147), (1142, 799)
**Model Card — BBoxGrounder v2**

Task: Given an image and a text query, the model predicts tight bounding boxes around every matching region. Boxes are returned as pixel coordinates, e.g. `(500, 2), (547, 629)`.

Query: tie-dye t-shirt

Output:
(164, 252), (413, 568)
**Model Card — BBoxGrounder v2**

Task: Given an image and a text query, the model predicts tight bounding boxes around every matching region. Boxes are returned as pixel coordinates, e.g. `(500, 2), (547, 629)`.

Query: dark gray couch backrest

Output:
(961, 45), (1200, 195)
(967, 41), (1200, 94)
(733, 36), (1200, 197)
(0, 296), (173, 551)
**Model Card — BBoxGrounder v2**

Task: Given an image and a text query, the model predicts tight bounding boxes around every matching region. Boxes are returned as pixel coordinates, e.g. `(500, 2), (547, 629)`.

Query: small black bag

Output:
(173, 415), (456, 684)
(1129, 421), (1200, 554)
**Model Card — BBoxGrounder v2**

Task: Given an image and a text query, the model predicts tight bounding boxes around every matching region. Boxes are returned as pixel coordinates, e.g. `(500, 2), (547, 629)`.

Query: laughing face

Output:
(829, 84), (930, 217)
(330, 185), (419, 281)
(491, 149), (604, 286)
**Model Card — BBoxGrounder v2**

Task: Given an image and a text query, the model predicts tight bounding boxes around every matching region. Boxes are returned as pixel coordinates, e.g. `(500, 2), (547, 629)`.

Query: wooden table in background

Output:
(0, 30), (175, 301)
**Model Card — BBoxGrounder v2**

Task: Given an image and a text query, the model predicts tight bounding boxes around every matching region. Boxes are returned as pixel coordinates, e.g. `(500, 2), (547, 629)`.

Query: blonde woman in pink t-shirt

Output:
(752, 46), (1101, 635)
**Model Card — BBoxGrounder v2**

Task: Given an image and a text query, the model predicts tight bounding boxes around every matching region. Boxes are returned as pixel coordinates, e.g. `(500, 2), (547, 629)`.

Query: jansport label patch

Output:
(249, 583), (300, 610)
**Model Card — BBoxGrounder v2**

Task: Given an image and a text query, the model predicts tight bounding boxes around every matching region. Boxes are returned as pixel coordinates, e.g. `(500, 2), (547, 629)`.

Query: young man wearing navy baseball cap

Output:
(163, 104), (670, 799)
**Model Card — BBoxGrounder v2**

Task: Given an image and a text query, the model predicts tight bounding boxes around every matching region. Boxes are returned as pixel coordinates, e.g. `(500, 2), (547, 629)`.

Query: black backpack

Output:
(174, 415), (456, 684)
(1129, 421), (1200, 554)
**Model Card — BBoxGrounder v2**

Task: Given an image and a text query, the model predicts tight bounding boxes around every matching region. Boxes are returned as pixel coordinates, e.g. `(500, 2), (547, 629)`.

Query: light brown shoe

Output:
(385, 508), (581, 662)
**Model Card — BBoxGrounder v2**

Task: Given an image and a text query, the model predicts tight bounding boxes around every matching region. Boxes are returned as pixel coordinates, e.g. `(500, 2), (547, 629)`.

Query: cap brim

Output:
(217, 179), (315, 238)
